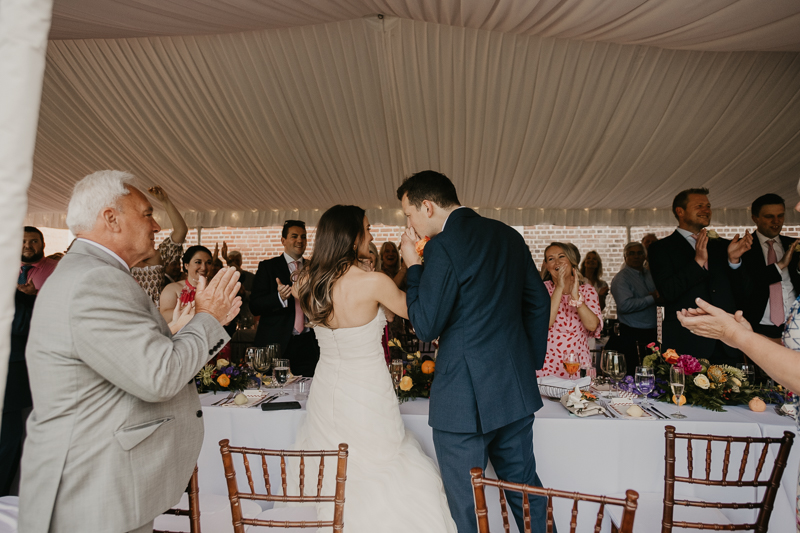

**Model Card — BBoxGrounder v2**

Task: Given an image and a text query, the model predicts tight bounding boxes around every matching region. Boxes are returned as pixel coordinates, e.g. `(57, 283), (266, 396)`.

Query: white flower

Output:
(216, 358), (229, 369)
(731, 377), (741, 387)
(707, 230), (720, 239)
(694, 374), (710, 390)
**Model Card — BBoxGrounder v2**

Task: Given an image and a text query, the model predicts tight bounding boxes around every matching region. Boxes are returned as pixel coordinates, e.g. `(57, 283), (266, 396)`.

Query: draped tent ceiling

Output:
(25, 0), (800, 229)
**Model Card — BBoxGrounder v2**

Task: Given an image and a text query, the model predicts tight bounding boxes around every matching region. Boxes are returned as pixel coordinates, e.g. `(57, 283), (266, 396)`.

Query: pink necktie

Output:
(767, 240), (784, 326)
(690, 234), (708, 270)
(291, 260), (305, 333)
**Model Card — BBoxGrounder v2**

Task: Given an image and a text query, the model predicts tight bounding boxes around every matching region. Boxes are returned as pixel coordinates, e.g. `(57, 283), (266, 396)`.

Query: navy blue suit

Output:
(406, 208), (550, 532)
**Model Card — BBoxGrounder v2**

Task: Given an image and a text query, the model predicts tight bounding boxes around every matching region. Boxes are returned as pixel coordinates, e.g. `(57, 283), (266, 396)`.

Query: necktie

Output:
(767, 240), (784, 326)
(290, 260), (305, 333)
(690, 234), (708, 270)
(18, 265), (33, 285)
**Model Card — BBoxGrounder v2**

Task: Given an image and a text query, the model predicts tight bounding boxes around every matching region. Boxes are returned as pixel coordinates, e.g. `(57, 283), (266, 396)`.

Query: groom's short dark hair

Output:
(396, 170), (460, 209)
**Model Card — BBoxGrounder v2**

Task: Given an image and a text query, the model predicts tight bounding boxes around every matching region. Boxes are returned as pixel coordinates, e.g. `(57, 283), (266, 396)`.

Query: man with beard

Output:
(0, 227), (58, 495)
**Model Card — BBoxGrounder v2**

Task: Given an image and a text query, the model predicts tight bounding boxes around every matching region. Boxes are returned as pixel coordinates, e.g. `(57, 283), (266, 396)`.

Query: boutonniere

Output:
(415, 236), (430, 258)
(706, 230), (720, 239)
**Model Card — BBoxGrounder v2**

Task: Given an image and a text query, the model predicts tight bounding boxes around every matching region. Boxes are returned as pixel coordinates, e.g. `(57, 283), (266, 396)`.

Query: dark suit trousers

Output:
(285, 331), (320, 377)
(0, 361), (32, 496)
(432, 415), (551, 533)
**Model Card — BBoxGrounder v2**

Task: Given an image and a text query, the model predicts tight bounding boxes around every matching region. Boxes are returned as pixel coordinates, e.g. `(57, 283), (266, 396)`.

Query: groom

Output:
(398, 171), (550, 532)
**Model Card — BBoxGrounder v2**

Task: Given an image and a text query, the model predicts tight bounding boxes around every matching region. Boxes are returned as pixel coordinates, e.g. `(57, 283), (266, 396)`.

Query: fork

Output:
(211, 392), (234, 406)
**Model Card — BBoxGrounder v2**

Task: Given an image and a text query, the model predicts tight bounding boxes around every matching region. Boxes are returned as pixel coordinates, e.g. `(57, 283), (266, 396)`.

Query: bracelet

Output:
(569, 294), (584, 308)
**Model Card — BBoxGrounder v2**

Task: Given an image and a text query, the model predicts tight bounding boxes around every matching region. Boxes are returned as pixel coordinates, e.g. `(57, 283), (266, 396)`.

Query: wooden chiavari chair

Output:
(661, 425), (793, 532)
(470, 467), (639, 533)
(153, 465), (201, 533)
(218, 439), (348, 532)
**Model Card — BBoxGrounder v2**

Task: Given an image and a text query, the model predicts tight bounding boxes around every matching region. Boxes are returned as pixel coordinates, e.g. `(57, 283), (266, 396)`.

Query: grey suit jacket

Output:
(19, 240), (229, 532)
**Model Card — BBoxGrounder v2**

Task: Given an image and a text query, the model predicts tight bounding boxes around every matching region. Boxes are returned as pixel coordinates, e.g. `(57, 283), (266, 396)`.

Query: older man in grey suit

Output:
(18, 171), (242, 533)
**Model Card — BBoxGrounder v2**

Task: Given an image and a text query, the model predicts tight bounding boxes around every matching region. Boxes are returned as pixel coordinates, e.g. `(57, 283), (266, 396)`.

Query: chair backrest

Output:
(661, 425), (794, 533)
(153, 465), (201, 533)
(470, 468), (639, 533)
(218, 439), (348, 532)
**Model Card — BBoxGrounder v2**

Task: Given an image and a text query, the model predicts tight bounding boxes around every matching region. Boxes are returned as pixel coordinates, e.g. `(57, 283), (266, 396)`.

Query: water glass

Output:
(670, 365), (687, 419)
(580, 352), (597, 383)
(273, 358), (291, 396)
(294, 380), (308, 401)
(390, 359), (404, 393)
(635, 366), (655, 407)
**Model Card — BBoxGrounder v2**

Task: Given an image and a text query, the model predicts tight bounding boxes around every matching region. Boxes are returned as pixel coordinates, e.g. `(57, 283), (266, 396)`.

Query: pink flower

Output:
(676, 354), (702, 375)
(647, 342), (657, 349)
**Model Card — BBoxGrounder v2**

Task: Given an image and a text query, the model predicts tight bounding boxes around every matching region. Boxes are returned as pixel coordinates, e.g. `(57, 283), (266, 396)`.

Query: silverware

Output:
(251, 394), (276, 408)
(598, 400), (618, 418)
(650, 406), (669, 419)
(211, 392), (234, 406)
(643, 405), (666, 419)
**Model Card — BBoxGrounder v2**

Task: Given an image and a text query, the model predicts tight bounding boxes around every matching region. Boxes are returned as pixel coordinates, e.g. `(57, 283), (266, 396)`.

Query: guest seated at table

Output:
(131, 186), (187, 307)
(580, 250), (609, 312)
(380, 241), (407, 290)
(538, 242), (602, 377)
(160, 245), (214, 321)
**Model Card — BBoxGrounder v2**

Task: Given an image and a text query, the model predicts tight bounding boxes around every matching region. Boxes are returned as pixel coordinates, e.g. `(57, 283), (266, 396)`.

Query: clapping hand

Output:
(17, 280), (37, 295)
(400, 227), (422, 267)
(727, 230), (753, 264)
(677, 298), (752, 343)
(147, 186), (169, 204)
(221, 241), (229, 262)
(168, 299), (195, 334)
(195, 267), (242, 326)
(276, 278), (293, 300)
(778, 239), (800, 270)
(694, 229), (709, 268)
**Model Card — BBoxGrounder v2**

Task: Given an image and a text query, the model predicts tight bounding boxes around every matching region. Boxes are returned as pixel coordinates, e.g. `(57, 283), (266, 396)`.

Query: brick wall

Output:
(46, 223), (800, 318)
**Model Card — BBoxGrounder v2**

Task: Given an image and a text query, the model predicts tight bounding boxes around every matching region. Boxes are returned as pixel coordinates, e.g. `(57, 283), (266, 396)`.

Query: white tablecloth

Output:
(196, 392), (797, 532)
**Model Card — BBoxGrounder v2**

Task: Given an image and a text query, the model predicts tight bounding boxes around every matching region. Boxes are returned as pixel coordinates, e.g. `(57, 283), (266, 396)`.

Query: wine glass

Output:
(273, 358), (291, 396)
(252, 347), (274, 384)
(738, 363), (755, 385)
(602, 351), (626, 397)
(635, 366), (655, 407)
(562, 352), (580, 380)
(244, 347), (260, 371)
(670, 365), (687, 419)
(390, 359), (404, 394)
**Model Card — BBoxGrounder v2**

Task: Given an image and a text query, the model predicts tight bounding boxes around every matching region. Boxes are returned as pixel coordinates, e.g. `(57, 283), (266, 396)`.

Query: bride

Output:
(291, 205), (456, 532)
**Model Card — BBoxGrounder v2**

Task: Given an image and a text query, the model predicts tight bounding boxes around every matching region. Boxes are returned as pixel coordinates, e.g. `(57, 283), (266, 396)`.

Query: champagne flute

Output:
(635, 366), (655, 407)
(602, 351), (625, 397)
(599, 350), (612, 397)
(273, 358), (290, 396)
(670, 365), (687, 419)
(562, 352), (580, 380)
(390, 359), (404, 394)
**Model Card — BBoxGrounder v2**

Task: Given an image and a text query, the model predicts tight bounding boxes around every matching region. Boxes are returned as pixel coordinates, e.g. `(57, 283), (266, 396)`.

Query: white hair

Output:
(66, 170), (138, 234)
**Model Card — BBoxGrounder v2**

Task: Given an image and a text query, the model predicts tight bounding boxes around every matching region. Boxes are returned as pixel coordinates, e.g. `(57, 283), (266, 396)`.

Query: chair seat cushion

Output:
(153, 493), (261, 533)
(245, 506), (318, 532)
(606, 492), (732, 533)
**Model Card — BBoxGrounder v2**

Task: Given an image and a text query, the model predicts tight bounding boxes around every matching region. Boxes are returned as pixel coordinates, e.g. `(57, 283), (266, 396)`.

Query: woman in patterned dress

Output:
(538, 242), (603, 378)
(159, 245), (214, 322)
(131, 186), (187, 307)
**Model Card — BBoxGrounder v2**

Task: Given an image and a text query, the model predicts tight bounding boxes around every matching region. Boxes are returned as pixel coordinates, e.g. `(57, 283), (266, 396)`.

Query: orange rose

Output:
(663, 349), (680, 364)
(421, 360), (435, 374)
(415, 237), (430, 258)
(217, 374), (230, 387)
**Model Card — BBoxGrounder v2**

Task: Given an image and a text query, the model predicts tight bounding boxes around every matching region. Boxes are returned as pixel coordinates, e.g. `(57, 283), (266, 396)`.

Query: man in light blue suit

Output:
(398, 171), (551, 533)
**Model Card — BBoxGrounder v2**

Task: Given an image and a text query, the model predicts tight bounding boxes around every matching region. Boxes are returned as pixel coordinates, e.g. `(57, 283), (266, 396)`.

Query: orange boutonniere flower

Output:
(415, 237), (430, 258)
(217, 374), (230, 387)
(663, 349), (680, 364)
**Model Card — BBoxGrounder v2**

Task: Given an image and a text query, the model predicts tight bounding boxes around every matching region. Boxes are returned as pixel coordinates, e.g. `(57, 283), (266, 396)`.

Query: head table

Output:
(195, 389), (796, 532)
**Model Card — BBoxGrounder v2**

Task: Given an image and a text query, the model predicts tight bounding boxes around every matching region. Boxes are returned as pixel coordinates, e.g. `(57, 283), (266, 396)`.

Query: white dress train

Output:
(292, 308), (456, 532)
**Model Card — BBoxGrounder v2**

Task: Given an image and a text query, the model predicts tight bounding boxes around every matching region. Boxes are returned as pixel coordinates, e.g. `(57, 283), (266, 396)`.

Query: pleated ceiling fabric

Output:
(28, 11), (800, 228)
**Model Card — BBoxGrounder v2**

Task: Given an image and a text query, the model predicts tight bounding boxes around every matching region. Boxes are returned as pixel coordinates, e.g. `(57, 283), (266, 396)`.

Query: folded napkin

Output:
(559, 385), (604, 417)
(780, 403), (796, 417)
(538, 376), (591, 390)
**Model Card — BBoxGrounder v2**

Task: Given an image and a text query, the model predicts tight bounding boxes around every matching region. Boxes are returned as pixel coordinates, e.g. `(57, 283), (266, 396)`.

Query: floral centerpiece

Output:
(631, 343), (756, 412)
(195, 357), (258, 393)
(388, 338), (436, 403)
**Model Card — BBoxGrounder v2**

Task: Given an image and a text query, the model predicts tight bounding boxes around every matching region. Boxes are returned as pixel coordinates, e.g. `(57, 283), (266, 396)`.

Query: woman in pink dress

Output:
(537, 242), (603, 378)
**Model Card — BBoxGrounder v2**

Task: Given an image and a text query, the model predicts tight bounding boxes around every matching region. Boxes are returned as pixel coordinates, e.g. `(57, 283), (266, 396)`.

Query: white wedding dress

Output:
(292, 308), (457, 532)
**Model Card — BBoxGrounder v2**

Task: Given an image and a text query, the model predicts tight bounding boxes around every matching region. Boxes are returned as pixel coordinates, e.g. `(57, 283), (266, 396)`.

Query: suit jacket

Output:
(738, 234), (800, 326)
(406, 208), (549, 434)
(19, 240), (229, 532)
(250, 255), (303, 350)
(648, 230), (746, 362)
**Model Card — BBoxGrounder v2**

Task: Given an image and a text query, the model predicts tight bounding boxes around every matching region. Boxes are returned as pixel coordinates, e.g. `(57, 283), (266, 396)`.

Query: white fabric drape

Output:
(0, 0), (54, 412)
(49, 0), (800, 52)
(27, 16), (800, 228)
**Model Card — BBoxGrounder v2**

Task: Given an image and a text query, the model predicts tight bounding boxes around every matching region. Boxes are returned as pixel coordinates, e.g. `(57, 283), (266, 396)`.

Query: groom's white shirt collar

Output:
(441, 206), (467, 233)
(77, 238), (130, 272)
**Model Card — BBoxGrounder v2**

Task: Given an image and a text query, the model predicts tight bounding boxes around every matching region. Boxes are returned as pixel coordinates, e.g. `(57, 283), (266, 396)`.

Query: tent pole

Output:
(626, 225), (632, 244)
(197, 226), (202, 245)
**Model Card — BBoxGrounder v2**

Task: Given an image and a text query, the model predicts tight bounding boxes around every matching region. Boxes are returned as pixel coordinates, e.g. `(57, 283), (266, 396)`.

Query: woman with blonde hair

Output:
(539, 242), (603, 377)
(580, 250), (609, 311)
(290, 205), (456, 532)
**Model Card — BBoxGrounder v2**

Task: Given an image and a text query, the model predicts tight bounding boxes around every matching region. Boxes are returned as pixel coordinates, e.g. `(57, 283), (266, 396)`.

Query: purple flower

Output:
(231, 369), (240, 377)
(676, 354), (702, 375)
(224, 367), (234, 375)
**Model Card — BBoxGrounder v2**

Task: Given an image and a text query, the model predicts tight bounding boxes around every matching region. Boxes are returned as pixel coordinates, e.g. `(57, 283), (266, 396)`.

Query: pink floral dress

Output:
(537, 281), (603, 378)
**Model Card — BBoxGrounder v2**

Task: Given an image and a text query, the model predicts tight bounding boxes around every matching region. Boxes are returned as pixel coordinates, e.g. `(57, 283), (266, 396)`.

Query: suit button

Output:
(196, 410), (203, 418)
(208, 350), (214, 355)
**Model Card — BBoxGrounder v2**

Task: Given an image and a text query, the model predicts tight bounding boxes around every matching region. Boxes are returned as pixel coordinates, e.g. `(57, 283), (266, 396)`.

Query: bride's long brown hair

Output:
(295, 205), (366, 327)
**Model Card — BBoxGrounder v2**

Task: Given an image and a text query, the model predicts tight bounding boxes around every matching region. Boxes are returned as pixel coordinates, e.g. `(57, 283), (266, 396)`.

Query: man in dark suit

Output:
(738, 194), (800, 339)
(250, 221), (320, 376)
(398, 171), (550, 533)
(649, 188), (752, 365)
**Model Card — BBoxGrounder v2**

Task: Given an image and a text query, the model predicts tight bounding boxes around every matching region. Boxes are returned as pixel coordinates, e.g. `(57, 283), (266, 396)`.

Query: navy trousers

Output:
(433, 414), (550, 533)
